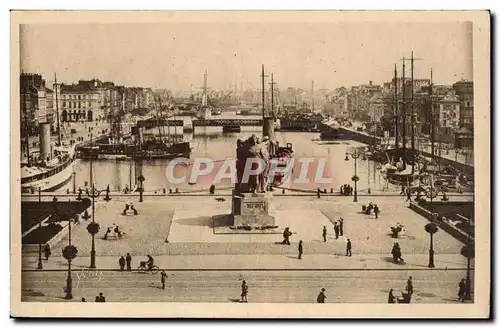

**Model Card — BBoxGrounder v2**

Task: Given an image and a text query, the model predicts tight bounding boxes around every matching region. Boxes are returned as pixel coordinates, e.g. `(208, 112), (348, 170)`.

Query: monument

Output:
(231, 134), (276, 227)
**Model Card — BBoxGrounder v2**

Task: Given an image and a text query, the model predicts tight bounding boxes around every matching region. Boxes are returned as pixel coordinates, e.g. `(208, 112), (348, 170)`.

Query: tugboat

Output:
(319, 118), (346, 140)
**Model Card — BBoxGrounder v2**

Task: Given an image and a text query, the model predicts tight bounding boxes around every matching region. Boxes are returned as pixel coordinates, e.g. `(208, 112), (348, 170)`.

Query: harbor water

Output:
(69, 117), (390, 194)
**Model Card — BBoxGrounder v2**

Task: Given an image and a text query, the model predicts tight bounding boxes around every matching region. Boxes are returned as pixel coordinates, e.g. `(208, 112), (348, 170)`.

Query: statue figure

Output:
(235, 134), (271, 193)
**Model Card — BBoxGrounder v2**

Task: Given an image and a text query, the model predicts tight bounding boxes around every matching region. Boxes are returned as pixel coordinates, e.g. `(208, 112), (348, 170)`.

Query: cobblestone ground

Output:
(40, 195), (467, 257)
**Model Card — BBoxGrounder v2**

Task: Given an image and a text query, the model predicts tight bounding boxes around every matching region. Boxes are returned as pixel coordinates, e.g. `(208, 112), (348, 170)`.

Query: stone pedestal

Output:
(231, 190), (275, 227)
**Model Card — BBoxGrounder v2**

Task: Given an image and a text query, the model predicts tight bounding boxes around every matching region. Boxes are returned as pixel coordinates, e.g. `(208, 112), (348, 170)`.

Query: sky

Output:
(19, 22), (473, 91)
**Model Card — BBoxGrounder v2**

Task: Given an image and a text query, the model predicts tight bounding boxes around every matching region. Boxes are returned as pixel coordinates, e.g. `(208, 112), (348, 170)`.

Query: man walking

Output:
(334, 222), (340, 239)
(346, 239), (352, 257)
(317, 288), (327, 303)
(458, 278), (466, 302)
(322, 226), (327, 242)
(119, 256), (125, 271)
(43, 244), (51, 261)
(298, 240), (303, 259)
(374, 205), (380, 219)
(161, 270), (168, 290)
(282, 227), (292, 245)
(339, 218), (344, 236)
(406, 189), (412, 202)
(241, 280), (248, 303)
(406, 276), (414, 296)
(125, 253), (132, 271)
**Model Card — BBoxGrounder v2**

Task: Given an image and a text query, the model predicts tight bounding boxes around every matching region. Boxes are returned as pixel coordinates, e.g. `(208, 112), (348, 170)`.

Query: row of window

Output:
(63, 101), (92, 109)
(61, 94), (93, 100)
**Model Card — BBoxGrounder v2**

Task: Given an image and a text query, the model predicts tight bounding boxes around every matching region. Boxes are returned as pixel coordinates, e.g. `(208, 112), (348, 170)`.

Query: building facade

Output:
(452, 80), (474, 130)
(20, 73), (54, 136)
(59, 84), (102, 122)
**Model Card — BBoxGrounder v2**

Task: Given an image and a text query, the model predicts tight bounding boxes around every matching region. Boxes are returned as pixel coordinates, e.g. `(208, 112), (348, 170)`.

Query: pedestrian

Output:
(406, 189), (412, 202)
(119, 256), (125, 271)
(126, 253), (132, 271)
(339, 218), (344, 236)
(317, 188), (321, 199)
(282, 227), (292, 245)
(95, 292), (106, 302)
(340, 185), (344, 195)
(298, 240), (303, 259)
(400, 185), (405, 195)
(334, 222), (339, 239)
(388, 289), (396, 303)
(458, 278), (466, 302)
(81, 297), (86, 302)
(346, 239), (352, 256)
(322, 226), (327, 242)
(43, 244), (51, 260)
(391, 243), (404, 263)
(373, 205), (380, 219)
(241, 280), (248, 303)
(317, 288), (327, 303)
(406, 276), (414, 296)
(161, 270), (168, 289)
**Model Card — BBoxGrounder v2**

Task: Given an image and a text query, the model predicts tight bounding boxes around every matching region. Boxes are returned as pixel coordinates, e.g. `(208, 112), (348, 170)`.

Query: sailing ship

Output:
(77, 94), (191, 160)
(21, 73), (76, 192)
(262, 66), (294, 187)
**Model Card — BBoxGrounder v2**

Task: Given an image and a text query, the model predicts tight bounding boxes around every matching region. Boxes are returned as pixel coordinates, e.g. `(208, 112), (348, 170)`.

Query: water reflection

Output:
(70, 128), (389, 193)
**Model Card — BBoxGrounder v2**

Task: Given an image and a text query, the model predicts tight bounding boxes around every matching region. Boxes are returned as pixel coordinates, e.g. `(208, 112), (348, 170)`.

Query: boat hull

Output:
(21, 160), (74, 192)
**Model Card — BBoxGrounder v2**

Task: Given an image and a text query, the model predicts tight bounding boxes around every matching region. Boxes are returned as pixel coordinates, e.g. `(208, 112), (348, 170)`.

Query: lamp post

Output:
(345, 147), (365, 202)
(86, 184), (103, 269)
(461, 217), (474, 301)
(138, 174), (145, 202)
(72, 172), (76, 194)
(62, 218), (77, 300)
(424, 222), (439, 268)
(37, 219), (43, 270)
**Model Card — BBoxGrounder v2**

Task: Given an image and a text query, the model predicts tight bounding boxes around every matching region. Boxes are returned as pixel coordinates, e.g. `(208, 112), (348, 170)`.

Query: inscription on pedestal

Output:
(231, 191), (275, 227)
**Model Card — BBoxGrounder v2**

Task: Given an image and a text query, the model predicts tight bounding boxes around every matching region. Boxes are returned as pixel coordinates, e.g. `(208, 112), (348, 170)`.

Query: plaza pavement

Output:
(22, 194), (470, 258)
(21, 194), (475, 303)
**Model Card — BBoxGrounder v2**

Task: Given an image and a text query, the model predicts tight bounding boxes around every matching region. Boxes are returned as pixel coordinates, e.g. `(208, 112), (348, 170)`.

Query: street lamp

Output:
(461, 217), (474, 301)
(137, 174), (145, 202)
(62, 218), (78, 300)
(424, 222), (439, 268)
(345, 147), (365, 202)
(86, 184), (104, 269)
(36, 218), (43, 270)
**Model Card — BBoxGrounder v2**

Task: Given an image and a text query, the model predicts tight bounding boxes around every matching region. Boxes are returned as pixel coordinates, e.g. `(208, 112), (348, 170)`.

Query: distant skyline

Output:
(20, 22), (473, 91)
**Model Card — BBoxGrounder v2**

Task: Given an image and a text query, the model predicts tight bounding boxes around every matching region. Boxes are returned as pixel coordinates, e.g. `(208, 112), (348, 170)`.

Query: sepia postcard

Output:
(10, 10), (490, 318)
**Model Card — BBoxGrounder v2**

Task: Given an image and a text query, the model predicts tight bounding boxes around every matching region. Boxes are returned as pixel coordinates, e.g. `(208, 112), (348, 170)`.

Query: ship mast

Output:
(401, 56), (406, 167)
(54, 73), (61, 146)
(394, 64), (399, 150)
(261, 64), (267, 118)
(311, 80), (315, 114)
(430, 68), (435, 165)
(408, 51), (423, 174)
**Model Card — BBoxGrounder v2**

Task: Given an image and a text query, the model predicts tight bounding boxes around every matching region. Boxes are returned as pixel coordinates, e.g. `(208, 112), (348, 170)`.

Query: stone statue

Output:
(235, 134), (271, 193)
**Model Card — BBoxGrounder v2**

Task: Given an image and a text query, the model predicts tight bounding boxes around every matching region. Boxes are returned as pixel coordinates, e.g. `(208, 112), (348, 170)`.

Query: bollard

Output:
(368, 188), (371, 194)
